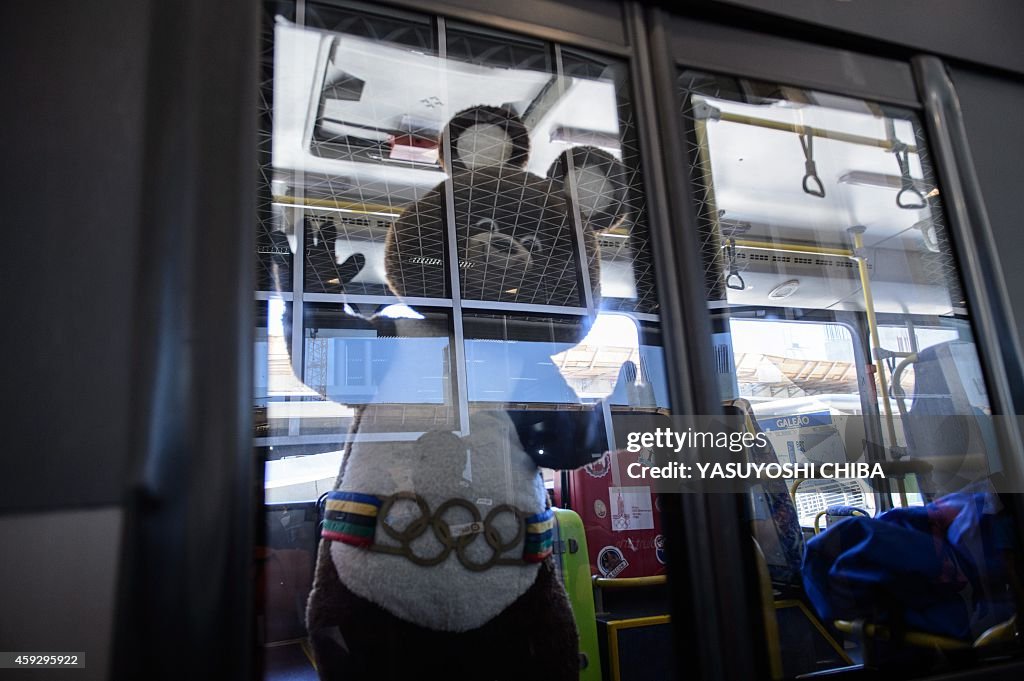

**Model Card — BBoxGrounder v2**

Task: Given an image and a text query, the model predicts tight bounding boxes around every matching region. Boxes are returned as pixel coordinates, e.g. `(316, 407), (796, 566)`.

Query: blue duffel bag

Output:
(802, 487), (1016, 641)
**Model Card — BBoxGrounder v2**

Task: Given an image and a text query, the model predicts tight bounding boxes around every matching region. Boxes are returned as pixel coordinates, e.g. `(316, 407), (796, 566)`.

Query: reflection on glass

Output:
(261, 16), (658, 311)
(463, 314), (585, 404)
(682, 70), (1020, 676)
(255, 298), (305, 439)
(254, 4), (673, 677)
(461, 312), (668, 406)
(302, 306), (451, 405)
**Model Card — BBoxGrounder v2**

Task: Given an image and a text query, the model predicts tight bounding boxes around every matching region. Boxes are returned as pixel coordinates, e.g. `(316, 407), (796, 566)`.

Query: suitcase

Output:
(555, 450), (667, 579)
(551, 508), (602, 681)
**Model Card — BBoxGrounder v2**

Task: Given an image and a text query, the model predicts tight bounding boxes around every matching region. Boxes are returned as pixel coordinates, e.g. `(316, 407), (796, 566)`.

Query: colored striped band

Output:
(326, 499), (380, 516)
(523, 509), (554, 562)
(322, 491), (383, 547)
(324, 509), (376, 527)
(526, 518), (554, 534)
(327, 491), (383, 507)
(323, 519), (375, 547)
(524, 509), (554, 526)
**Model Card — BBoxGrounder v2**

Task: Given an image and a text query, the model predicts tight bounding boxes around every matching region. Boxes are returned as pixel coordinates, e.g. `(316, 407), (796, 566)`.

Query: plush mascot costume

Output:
(305, 105), (627, 680)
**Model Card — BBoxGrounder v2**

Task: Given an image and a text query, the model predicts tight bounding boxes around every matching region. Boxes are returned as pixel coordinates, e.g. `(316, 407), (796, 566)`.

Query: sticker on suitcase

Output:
(597, 546), (629, 577)
(609, 486), (654, 531)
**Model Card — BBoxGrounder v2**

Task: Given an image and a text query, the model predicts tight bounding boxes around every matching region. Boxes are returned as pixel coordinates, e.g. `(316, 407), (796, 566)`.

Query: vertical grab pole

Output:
(849, 226), (909, 507)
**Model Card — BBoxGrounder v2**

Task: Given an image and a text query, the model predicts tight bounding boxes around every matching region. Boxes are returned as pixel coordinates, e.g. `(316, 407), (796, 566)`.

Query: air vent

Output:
(598, 235), (631, 249)
(338, 216), (394, 231)
(735, 252), (871, 271)
(815, 258), (859, 269)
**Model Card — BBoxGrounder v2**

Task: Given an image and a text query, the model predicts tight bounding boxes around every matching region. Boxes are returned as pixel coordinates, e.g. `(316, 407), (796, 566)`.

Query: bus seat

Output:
(899, 341), (996, 499)
(726, 399), (805, 588)
(813, 505), (870, 535)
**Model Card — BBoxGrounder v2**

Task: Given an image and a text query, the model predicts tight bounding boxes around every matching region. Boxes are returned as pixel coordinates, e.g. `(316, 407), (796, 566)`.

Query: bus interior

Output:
(254, 4), (1020, 680)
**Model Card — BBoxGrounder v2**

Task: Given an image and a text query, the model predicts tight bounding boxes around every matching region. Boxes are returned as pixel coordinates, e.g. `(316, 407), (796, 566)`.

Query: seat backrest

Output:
(726, 399), (805, 587)
(903, 341), (995, 498)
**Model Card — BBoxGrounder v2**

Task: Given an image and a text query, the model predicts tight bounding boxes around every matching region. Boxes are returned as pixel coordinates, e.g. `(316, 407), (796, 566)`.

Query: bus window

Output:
(729, 318), (881, 525)
(255, 3), (674, 677)
(681, 70), (1020, 676)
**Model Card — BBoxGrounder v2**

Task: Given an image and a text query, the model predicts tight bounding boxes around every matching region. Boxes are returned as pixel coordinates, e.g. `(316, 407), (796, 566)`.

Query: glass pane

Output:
(256, 2), (295, 293)
(463, 313), (587, 404)
(254, 297), (295, 440)
(255, 3), (673, 676)
(730, 319), (884, 526)
(680, 70), (1020, 676)
(560, 51), (660, 315)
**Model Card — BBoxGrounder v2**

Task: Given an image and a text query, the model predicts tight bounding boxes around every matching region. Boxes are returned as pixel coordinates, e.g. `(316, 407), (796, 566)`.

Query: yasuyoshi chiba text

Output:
(626, 461), (886, 480)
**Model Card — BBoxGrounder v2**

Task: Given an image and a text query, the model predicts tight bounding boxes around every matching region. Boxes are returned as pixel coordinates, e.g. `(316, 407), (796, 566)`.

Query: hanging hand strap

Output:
(893, 141), (927, 209)
(725, 238), (746, 291)
(799, 132), (826, 198)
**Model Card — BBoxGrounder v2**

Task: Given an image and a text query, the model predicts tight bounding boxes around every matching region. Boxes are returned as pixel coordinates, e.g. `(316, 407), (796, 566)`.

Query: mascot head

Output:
(384, 105), (628, 317)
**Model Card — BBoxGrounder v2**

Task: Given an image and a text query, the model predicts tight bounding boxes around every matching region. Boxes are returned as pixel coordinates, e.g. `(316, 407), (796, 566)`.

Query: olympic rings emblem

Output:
(370, 492), (528, 572)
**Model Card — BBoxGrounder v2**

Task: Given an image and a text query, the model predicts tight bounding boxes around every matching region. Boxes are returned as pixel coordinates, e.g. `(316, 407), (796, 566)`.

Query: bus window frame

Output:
(107, 2), (1024, 681)
(651, 6), (1024, 681)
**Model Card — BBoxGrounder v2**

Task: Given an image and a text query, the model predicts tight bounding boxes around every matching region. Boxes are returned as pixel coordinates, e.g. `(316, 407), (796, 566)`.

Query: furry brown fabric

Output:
(307, 544), (579, 680)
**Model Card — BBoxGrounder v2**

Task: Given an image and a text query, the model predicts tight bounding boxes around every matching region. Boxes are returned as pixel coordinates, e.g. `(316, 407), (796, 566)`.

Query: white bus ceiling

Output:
(696, 92), (956, 316)
(272, 18), (621, 202)
(274, 15), (956, 317)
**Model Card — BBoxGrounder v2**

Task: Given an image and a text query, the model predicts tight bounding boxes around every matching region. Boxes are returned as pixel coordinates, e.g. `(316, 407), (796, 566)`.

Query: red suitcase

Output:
(555, 449), (667, 578)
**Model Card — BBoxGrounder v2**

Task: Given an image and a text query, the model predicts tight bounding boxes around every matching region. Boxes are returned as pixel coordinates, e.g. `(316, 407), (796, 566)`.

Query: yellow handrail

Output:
(835, 614), (1017, 650)
(726, 232), (910, 508)
(973, 615), (1017, 647)
(753, 539), (784, 680)
(834, 619), (969, 650)
(849, 227), (909, 507)
(592, 575), (667, 590)
(715, 111), (918, 154)
(272, 194), (402, 216)
(813, 509), (868, 535)
(728, 239), (853, 258)
(789, 478), (811, 505)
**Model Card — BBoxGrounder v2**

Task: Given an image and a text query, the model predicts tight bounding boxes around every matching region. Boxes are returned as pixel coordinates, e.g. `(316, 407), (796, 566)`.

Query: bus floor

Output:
(262, 639), (318, 681)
